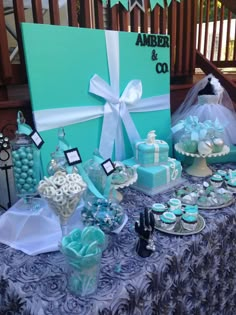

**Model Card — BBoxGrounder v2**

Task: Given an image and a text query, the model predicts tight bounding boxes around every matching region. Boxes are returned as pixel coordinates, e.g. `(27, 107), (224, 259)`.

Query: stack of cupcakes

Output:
(151, 198), (199, 232)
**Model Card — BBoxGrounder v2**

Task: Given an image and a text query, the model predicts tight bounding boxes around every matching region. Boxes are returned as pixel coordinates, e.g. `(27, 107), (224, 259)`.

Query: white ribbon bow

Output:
(90, 74), (142, 160)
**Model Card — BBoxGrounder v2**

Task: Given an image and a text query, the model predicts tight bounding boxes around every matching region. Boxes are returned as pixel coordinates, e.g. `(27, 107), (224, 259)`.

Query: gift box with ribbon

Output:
(123, 156), (182, 196)
(135, 130), (169, 166)
(21, 23), (171, 173)
(123, 130), (183, 196)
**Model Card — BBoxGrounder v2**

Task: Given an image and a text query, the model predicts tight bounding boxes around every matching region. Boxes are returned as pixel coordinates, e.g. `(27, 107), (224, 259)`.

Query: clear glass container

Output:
(47, 127), (78, 176)
(47, 151), (78, 176)
(11, 133), (41, 198)
(65, 250), (102, 296)
(83, 155), (107, 197)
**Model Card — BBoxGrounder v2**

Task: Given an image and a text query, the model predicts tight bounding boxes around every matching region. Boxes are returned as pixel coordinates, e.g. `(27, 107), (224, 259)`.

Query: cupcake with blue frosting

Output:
(160, 212), (177, 230)
(210, 174), (223, 188)
(172, 208), (183, 222)
(226, 179), (236, 193)
(216, 170), (227, 178)
(184, 205), (198, 218)
(181, 214), (198, 231)
(151, 203), (166, 221)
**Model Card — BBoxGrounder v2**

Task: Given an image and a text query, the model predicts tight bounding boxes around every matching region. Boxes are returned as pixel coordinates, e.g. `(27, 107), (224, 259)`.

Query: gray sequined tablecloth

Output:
(1, 163), (236, 315)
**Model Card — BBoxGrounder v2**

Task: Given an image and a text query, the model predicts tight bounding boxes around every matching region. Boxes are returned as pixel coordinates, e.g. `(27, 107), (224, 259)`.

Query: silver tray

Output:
(155, 215), (205, 236)
(182, 197), (235, 210)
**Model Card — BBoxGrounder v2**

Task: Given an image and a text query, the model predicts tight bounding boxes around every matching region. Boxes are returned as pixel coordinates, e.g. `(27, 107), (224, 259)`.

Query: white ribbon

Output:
(34, 30), (170, 160)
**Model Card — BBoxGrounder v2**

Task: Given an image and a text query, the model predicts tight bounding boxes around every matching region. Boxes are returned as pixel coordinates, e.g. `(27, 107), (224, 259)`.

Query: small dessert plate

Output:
(175, 184), (235, 210)
(154, 214), (205, 236)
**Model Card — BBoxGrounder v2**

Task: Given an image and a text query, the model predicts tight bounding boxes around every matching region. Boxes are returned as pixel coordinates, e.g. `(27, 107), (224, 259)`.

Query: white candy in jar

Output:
(38, 171), (87, 218)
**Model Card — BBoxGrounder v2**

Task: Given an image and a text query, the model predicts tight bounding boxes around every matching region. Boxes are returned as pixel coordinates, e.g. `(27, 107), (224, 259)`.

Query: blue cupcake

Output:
(210, 174), (223, 188)
(172, 208), (183, 221)
(216, 170), (227, 178)
(151, 203), (166, 221)
(160, 212), (176, 230)
(226, 179), (236, 193)
(181, 214), (198, 231)
(184, 205), (198, 218)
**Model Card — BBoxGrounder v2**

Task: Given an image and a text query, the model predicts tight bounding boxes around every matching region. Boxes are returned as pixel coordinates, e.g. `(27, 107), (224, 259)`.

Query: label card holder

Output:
(30, 131), (44, 149)
(101, 158), (115, 176)
(64, 148), (82, 166)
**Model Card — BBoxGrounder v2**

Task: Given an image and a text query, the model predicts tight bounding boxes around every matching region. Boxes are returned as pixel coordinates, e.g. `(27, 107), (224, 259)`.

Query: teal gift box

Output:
(123, 157), (182, 196)
(135, 138), (169, 166)
(22, 23), (172, 173)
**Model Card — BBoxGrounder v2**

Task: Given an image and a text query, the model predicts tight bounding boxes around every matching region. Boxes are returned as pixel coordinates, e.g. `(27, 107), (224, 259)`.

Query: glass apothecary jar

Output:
(11, 112), (41, 198)
(47, 128), (78, 176)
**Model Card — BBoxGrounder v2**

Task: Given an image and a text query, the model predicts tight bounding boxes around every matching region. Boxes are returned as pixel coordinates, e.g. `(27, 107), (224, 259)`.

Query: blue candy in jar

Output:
(21, 165), (29, 172)
(11, 111), (42, 198)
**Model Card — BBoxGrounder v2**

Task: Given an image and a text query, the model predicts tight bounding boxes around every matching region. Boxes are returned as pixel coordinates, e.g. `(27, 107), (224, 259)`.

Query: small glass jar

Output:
(47, 151), (78, 176)
(11, 133), (41, 197)
(47, 128), (78, 176)
(83, 155), (107, 197)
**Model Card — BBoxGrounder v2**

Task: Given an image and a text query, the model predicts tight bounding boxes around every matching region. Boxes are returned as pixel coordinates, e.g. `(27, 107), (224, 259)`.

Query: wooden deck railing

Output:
(0, 0), (235, 96)
(197, 0), (236, 68)
(0, 0), (197, 92)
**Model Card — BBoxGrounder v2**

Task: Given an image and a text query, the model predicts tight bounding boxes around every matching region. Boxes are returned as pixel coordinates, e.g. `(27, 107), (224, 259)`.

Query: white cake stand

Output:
(111, 169), (138, 202)
(175, 143), (230, 177)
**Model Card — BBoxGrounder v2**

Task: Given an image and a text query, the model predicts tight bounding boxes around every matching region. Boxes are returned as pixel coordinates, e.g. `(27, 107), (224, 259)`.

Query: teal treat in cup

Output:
(160, 212), (176, 230)
(216, 170), (227, 178)
(210, 174), (223, 188)
(226, 179), (236, 193)
(181, 214), (198, 231)
(151, 203), (166, 221)
(184, 205), (198, 218)
(172, 208), (183, 221)
(225, 170), (236, 181)
(168, 198), (181, 211)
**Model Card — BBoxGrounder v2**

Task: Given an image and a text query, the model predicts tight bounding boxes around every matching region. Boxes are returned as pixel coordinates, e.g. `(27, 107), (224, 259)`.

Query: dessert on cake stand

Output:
(175, 143), (230, 177)
(110, 163), (138, 202)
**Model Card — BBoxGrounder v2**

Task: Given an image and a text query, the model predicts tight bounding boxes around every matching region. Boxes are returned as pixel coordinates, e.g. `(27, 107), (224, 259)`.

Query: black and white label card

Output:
(30, 131), (44, 149)
(101, 158), (115, 176)
(64, 148), (82, 166)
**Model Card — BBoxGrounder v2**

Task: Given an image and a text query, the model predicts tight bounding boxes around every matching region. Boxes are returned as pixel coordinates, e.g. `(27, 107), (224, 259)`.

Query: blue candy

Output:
(19, 151), (27, 159)
(22, 159), (29, 165)
(18, 178), (25, 185)
(26, 177), (33, 184)
(21, 165), (29, 172)
(21, 172), (28, 179)
(23, 183), (30, 190)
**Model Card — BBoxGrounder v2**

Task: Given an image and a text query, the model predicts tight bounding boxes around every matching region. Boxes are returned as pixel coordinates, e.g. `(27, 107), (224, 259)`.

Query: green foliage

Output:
(198, 0), (236, 23)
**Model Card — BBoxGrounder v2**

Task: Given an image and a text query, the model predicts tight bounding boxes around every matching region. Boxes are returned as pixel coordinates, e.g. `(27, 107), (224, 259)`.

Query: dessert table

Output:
(0, 163), (236, 314)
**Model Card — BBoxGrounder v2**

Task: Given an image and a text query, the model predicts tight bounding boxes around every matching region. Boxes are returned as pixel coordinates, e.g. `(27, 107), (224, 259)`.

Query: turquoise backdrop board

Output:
(21, 23), (171, 174)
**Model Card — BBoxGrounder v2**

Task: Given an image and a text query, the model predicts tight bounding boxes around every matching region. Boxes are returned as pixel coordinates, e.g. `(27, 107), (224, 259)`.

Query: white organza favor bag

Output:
(0, 198), (84, 255)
